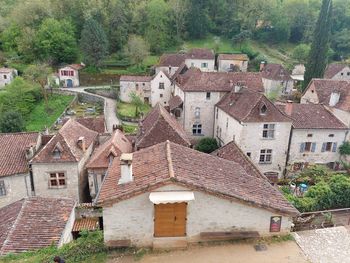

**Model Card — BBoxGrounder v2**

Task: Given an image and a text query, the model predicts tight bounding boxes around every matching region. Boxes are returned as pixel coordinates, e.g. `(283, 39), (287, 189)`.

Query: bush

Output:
(195, 137), (219, 153)
(0, 111), (25, 132)
(339, 141), (350, 155)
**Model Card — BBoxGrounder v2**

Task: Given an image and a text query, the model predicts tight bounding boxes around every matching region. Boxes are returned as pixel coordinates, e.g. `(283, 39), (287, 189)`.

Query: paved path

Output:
(61, 86), (120, 133)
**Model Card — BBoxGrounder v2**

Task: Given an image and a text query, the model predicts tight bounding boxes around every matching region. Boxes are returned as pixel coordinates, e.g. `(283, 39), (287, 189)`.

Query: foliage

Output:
(129, 92), (145, 118)
(117, 101), (151, 119)
(186, 0), (210, 39)
(339, 141), (350, 156)
(124, 35), (150, 66)
(0, 111), (25, 133)
(195, 137), (219, 153)
(294, 165), (332, 184)
(122, 123), (138, 134)
(232, 30), (252, 49)
(292, 44), (310, 63)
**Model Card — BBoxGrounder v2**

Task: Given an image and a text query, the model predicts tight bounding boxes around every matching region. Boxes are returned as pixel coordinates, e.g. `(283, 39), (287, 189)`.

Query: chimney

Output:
(260, 61), (266, 71)
(285, 100), (293, 116)
(77, 136), (86, 152)
(118, 153), (133, 184)
(329, 92), (340, 107)
(234, 85), (241, 93)
(25, 145), (35, 160)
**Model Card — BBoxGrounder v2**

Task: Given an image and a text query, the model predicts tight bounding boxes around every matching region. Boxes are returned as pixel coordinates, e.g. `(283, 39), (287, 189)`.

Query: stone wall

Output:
(0, 174), (31, 208)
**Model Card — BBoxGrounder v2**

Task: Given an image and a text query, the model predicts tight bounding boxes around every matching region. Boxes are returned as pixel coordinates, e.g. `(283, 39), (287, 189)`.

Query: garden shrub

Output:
(195, 137), (219, 153)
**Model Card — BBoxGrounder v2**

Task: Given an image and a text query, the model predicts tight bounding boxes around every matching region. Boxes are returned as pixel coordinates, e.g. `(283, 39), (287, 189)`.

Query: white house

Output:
(0, 67), (17, 87)
(261, 63), (294, 95)
(184, 48), (215, 72)
(324, 63), (350, 80)
(278, 102), (348, 171)
(155, 53), (187, 77)
(96, 141), (298, 248)
(217, 54), (249, 72)
(58, 63), (85, 88)
(214, 88), (292, 179)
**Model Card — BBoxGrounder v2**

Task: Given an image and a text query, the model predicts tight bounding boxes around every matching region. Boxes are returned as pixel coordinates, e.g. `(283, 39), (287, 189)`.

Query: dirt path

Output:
(107, 241), (308, 263)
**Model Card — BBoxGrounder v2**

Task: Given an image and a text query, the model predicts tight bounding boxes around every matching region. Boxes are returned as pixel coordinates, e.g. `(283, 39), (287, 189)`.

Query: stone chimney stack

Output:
(25, 145), (35, 160)
(259, 61), (266, 71)
(77, 136), (86, 152)
(285, 100), (293, 116)
(118, 153), (133, 184)
(329, 92), (340, 107)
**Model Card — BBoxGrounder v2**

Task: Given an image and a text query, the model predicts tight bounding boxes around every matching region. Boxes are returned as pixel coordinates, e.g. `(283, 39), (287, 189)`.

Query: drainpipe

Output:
(29, 164), (35, 196)
(284, 125), (293, 178)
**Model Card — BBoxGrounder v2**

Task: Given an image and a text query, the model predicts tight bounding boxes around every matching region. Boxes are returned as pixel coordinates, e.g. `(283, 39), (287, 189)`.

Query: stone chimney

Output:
(25, 145), (35, 160)
(259, 61), (266, 71)
(77, 136), (86, 152)
(329, 92), (340, 107)
(285, 100), (293, 116)
(234, 85), (241, 93)
(118, 153), (133, 184)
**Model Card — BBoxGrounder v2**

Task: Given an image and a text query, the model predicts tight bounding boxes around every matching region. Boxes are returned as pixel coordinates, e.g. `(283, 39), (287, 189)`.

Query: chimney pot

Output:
(329, 92), (340, 107)
(77, 136), (86, 152)
(118, 153), (133, 184)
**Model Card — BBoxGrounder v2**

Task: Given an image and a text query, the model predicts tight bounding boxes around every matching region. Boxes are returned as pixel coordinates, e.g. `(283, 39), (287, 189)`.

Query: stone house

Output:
(291, 64), (305, 82)
(86, 129), (132, 200)
(261, 63), (294, 95)
(0, 67), (17, 87)
(171, 68), (264, 140)
(155, 53), (187, 77)
(217, 54), (249, 72)
(324, 63), (350, 80)
(134, 103), (191, 150)
(0, 197), (75, 255)
(184, 48), (215, 72)
(30, 119), (98, 202)
(278, 102), (348, 171)
(96, 141), (298, 248)
(58, 63), (85, 88)
(0, 132), (41, 208)
(214, 88), (292, 179)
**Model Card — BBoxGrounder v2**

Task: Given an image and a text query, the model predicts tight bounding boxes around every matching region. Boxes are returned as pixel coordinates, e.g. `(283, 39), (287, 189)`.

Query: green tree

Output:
(129, 92), (144, 118)
(186, 0), (210, 39)
(292, 44), (311, 63)
(1, 23), (22, 54)
(232, 30), (252, 49)
(195, 137), (219, 153)
(80, 18), (109, 67)
(169, 0), (189, 41)
(35, 18), (78, 64)
(303, 0), (333, 90)
(0, 111), (25, 133)
(124, 35), (150, 66)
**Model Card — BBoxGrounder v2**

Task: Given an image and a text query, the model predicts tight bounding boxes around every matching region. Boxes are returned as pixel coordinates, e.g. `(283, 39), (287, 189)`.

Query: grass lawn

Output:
(117, 101), (151, 119)
(25, 94), (74, 131)
(183, 35), (240, 53)
(122, 123), (138, 134)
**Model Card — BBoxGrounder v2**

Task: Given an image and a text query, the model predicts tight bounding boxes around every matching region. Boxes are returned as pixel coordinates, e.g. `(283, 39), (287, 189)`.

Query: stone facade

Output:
(0, 68), (17, 87)
(262, 78), (294, 96)
(0, 174), (32, 208)
(185, 58), (215, 72)
(59, 66), (81, 88)
(327, 66), (350, 81)
(150, 71), (172, 107)
(119, 80), (151, 104)
(218, 59), (248, 72)
(103, 184), (292, 247)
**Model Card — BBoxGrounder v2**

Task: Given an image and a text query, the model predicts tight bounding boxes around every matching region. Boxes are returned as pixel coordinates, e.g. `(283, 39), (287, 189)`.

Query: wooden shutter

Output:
(321, 143), (326, 152)
(311, 142), (316, 152)
(332, 142), (338, 152)
(154, 203), (187, 237)
(299, 143), (305, 153)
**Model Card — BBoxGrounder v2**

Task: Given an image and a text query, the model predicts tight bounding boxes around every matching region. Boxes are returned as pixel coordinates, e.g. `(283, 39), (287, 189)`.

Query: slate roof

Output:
(303, 79), (350, 111)
(0, 197), (75, 254)
(176, 68), (264, 92)
(217, 54), (249, 61)
(216, 88), (291, 123)
(0, 132), (39, 177)
(136, 104), (191, 149)
(277, 103), (347, 129)
(324, 63), (349, 79)
(261, 63), (293, 81)
(31, 119), (98, 163)
(168, 95), (183, 111)
(97, 141), (298, 216)
(158, 53), (187, 67)
(86, 129), (132, 169)
(119, 75), (153, 82)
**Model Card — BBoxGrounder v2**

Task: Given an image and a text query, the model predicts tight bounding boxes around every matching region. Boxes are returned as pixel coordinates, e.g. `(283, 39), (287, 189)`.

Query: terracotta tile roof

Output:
(261, 63), (292, 81)
(186, 48), (215, 60)
(0, 197), (75, 254)
(0, 132), (39, 177)
(324, 63), (349, 79)
(97, 141), (298, 216)
(158, 53), (187, 67)
(72, 218), (99, 232)
(168, 95), (183, 111)
(277, 103), (347, 129)
(119, 75), (152, 82)
(216, 88), (291, 123)
(68, 117), (106, 133)
(0, 68), (16, 73)
(32, 119), (98, 163)
(136, 104), (191, 149)
(303, 79), (350, 111)
(86, 130), (132, 169)
(217, 54), (249, 61)
(171, 62), (188, 81)
(67, 64), (84, 70)
(176, 68), (264, 92)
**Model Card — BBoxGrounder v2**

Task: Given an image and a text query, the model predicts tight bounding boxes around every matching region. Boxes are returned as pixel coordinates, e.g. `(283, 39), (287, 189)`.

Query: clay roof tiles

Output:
(186, 48), (215, 60)
(217, 54), (249, 61)
(324, 63), (349, 79)
(261, 63), (292, 81)
(158, 53), (187, 67)
(119, 75), (152, 82)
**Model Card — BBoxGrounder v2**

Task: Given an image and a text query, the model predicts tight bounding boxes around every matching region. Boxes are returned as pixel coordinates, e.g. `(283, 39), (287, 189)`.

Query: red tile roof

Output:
(277, 103), (347, 129)
(176, 68), (264, 92)
(62, 117), (106, 133)
(261, 63), (292, 81)
(0, 68), (16, 74)
(324, 63), (349, 79)
(67, 64), (85, 70)
(97, 141), (298, 216)
(0, 197), (75, 254)
(158, 53), (187, 67)
(168, 95), (183, 111)
(86, 130), (132, 169)
(216, 88), (291, 123)
(136, 104), (191, 149)
(186, 48), (215, 60)
(119, 75), (152, 82)
(31, 119), (98, 163)
(0, 132), (39, 177)
(217, 54), (249, 61)
(72, 218), (99, 232)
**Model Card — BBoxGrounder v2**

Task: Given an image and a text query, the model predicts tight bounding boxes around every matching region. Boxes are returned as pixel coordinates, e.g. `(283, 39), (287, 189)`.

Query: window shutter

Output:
(311, 142), (316, 152)
(321, 143), (326, 152)
(332, 142), (338, 152)
(299, 143), (305, 153)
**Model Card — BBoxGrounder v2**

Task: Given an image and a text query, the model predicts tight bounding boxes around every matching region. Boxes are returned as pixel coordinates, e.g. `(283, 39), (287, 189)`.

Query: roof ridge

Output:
(166, 141), (175, 178)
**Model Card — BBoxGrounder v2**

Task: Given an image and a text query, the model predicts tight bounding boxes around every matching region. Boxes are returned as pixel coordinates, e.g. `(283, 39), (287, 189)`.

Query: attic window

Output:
(53, 147), (61, 159)
(260, 104), (267, 115)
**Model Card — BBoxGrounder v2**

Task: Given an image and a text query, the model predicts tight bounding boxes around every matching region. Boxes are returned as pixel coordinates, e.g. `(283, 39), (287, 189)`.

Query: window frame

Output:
(159, 82), (165, 89)
(259, 149), (272, 164)
(192, 123), (202, 135)
(201, 62), (208, 68)
(206, 92), (211, 100)
(0, 180), (6, 196)
(262, 124), (275, 139)
(48, 172), (67, 189)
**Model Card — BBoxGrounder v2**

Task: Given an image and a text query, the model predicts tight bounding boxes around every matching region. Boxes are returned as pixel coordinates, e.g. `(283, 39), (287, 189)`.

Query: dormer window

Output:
(260, 104), (267, 115)
(53, 148), (61, 159)
(108, 152), (115, 165)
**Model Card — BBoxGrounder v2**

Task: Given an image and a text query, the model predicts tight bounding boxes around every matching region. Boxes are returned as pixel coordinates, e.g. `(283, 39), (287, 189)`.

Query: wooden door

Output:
(154, 203), (187, 237)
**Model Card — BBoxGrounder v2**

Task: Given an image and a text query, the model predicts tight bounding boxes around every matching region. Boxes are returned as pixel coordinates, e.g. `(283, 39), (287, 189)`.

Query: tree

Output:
(129, 92), (144, 118)
(195, 137), (219, 153)
(186, 0), (210, 39)
(232, 30), (252, 49)
(1, 23), (22, 54)
(292, 44), (311, 63)
(124, 35), (150, 66)
(80, 18), (109, 67)
(0, 111), (25, 133)
(303, 0), (333, 90)
(170, 0), (189, 41)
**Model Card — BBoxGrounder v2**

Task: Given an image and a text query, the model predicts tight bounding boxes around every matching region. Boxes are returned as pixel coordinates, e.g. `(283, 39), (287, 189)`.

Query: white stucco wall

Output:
(218, 59), (248, 72)
(155, 66), (179, 77)
(300, 82), (319, 104)
(0, 174), (31, 208)
(59, 67), (80, 87)
(150, 71), (172, 107)
(329, 66), (350, 81)
(185, 59), (215, 72)
(119, 80), (151, 104)
(103, 184), (292, 247)
(262, 78), (294, 96)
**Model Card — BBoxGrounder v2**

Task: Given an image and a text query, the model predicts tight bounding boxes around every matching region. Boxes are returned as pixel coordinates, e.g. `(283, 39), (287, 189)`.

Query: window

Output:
(69, 71), (74, 76)
(136, 83), (139, 90)
(191, 62), (195, 67)
(260, 104), (267, 115)
(347, 72), (350, 76)
(194, 107), (200, 118)
(322, 142), (337, 152)
(160, 94), (163, 98)
(142, 83), (145, 86)
(226, 118), (229, 128)
(259, 149), (272, 164)
(3, 75), (7, 79)
(246, 152), (251, 158)
(159, 82), (165, 89)
(307, 134), (313, 137)
(192, 124), (202, 135)
(329, 134), (334, 137)
(53, 148), (61, 159)
(300, 142), (316, 153)
(201, 63), (208, 68)
(206, 92), (211, 100)
(0, 180), (6, 196)
(341, 72), (344, 76)
(262, 124), (275, 139)
(216, 108), (218, 119)
(49, 172), (66, 188)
